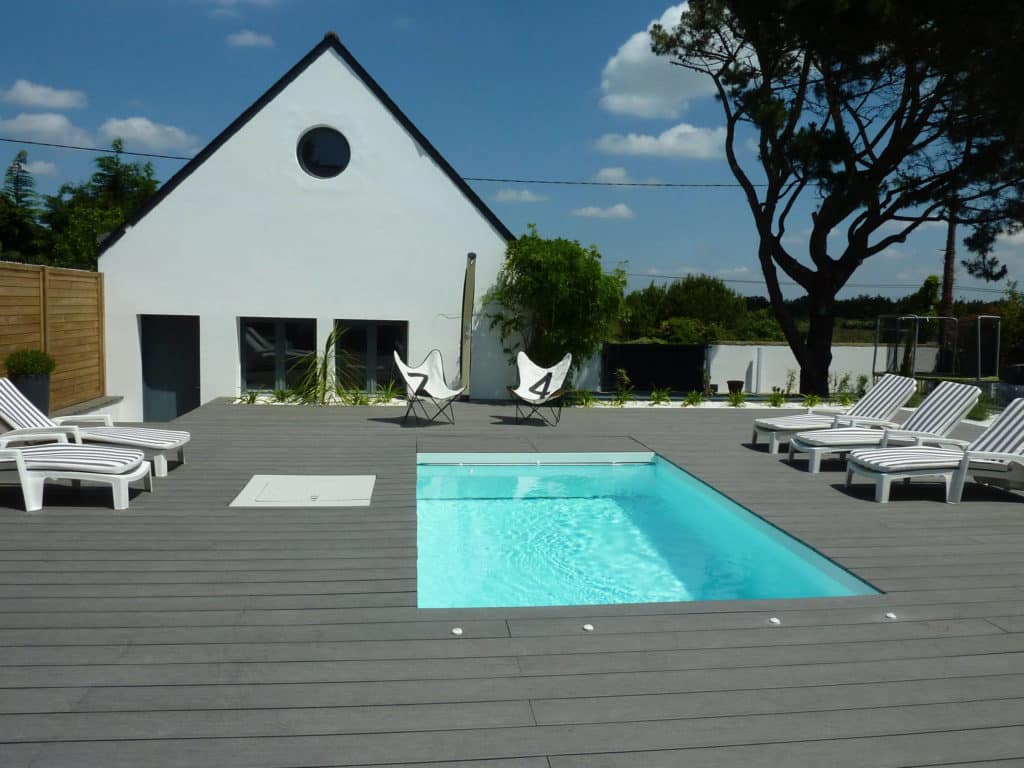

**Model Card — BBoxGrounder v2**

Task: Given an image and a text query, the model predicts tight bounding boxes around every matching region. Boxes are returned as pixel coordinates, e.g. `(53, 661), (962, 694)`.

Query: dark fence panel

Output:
(601, 344), (707, 393)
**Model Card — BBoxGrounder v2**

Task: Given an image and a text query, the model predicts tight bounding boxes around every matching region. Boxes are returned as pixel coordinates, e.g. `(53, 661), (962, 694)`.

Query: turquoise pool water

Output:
(416, 453), (877, 609)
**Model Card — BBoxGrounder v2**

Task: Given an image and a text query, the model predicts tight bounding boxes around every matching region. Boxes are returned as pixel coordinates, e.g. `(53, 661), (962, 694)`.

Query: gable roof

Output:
(98, 32), (515, 256)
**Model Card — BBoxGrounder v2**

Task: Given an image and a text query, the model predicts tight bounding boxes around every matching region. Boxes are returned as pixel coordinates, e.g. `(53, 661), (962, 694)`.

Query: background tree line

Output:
(0, 140), (158, 270)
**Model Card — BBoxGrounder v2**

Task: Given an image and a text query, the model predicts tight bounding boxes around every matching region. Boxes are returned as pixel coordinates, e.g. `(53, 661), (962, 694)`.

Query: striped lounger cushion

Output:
(793, 427), (899, 448)
(848, 447), (1011, 474)
(78, 427), (189, 449)
(755, 413), (844, 431)
(15, 445), (146, 474)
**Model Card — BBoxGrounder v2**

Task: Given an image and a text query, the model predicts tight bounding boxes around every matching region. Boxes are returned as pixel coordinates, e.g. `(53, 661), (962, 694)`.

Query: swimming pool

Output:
(416, 452), (877, 608)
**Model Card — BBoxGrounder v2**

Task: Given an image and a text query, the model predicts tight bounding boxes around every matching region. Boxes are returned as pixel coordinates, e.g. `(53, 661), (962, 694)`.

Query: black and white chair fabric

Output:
(508, 351), (572, 426)
(846, 397), (1024, 503)
(787, 380), (981, 473)
(0, 432), (152, 511)
(0, 378), (189, 477)
(751, 373), (917, 454)
(393, 349), (465, 425)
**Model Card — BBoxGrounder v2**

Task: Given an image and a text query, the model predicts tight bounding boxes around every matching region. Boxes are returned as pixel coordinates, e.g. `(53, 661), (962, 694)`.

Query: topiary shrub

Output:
(3, 349), (56, 376)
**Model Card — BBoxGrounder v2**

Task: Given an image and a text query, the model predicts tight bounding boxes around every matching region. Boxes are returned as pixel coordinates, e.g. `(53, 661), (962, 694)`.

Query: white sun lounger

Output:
(0, 436), (152, 511)
(788, 380), (980, 472)
(751, 373), (917, 454)
(0, 378), (189, 477)
(393, 349), (465, 425)
(846, 398), (1024, 503)
(508, 351), (572, 426)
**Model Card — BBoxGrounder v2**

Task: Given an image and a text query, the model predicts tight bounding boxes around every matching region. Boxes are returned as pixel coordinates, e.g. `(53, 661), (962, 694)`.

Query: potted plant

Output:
(727, 379), (744, 394)
(4, 349), (57, 415)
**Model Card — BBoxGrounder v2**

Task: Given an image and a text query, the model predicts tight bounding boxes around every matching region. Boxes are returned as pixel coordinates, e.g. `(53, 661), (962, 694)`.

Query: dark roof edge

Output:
(98, 33), (515, 258)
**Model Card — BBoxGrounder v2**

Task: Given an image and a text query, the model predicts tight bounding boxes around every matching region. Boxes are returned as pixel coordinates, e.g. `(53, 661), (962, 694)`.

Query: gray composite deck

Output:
(1, 399), (1023, 767)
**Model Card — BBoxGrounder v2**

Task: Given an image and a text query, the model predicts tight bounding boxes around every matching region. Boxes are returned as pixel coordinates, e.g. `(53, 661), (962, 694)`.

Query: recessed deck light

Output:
(582, 623), (595, 632)
(768, 617), (782, 625)
(450, 627), (463, 636)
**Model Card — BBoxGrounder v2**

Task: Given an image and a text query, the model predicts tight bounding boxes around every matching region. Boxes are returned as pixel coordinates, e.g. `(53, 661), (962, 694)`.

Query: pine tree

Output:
(2, 150), (37, 211)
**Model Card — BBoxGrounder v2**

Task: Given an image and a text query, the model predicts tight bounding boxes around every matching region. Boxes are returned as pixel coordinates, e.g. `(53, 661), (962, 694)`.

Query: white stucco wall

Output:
(100, 48), (510, 420)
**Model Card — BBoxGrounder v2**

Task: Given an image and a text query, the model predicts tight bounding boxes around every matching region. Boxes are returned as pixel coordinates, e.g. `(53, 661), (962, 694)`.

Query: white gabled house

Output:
(99, 32), (514, 421)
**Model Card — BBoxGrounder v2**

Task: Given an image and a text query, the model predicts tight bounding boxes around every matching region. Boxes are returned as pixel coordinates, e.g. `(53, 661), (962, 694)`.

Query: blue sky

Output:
(1, 0), (1020, 300)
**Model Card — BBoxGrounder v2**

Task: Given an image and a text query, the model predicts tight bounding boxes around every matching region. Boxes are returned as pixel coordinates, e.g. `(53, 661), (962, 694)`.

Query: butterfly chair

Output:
(393, 349), (465, 425)
(508, 351), (572, 426)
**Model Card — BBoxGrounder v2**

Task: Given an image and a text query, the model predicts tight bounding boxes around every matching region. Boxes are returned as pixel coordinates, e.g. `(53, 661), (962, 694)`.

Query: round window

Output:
(296, 126), (351, 178)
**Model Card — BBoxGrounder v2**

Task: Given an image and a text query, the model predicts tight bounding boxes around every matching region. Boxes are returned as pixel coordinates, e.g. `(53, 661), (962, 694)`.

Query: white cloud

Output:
(0, 113), (92, 146)
(592, 167), (661, 185)
(571, 203), (635, 219)
(494, 188), (547, 203)
(595, 123), (726, 159)
(226, 29), (274, 47)
(25, 160), (57, 176)
(600, 3), (716, 118)
(99, 117), (198, 152)
(594, 167), (631, 183)
(717, 266), (750, 277)
(0, 79), (86, 109)
(999, 229), (1024, 247)
(199, 0), (278, 17)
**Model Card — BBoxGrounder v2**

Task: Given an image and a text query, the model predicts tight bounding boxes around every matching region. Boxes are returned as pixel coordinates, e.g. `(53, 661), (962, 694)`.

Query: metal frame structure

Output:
(872, 313), (1001, 382)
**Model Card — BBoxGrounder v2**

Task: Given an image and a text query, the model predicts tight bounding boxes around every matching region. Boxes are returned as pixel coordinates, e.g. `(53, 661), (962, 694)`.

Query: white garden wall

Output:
(571, 343), (938, 394)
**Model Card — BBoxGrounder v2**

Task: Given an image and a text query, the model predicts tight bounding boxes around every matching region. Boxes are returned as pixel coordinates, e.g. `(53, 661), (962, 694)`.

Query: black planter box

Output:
(10, 373), (50, 415)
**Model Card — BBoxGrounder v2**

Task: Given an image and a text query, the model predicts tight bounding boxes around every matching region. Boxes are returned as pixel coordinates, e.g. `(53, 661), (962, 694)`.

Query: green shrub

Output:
(3, 349), (56, 376)
(563, 386), (595, 407)
(650, 386), (672, 405)
(833, 391), (854, 407)
(784, 369), (797, 396)
(967, 393), (995, 421)
(682, 390), (704, 407)
(856, 374), (870, 397)
(612, 368), (635, 407)
(239, 390), (259, 404)
(337, 387), (370, 406)
(272, 388), (293, 403)
(905, 390), (924, 408)
(727, 390), (746, 407)
(373, 379), (402, 404)
(767, 391), (786, 407)
(801, 393), (822, 408)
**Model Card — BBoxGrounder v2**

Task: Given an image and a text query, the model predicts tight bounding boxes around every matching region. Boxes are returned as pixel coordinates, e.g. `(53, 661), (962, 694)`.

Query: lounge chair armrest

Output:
(53, 414), (114, 427)
(806, 406), (846, 415)
(0, 427), (78, 447)
(0, 448), (28, 472)
(880, 429), (958, 447)
(834, 416), (899, 428)
(966, 449), (1024, 463)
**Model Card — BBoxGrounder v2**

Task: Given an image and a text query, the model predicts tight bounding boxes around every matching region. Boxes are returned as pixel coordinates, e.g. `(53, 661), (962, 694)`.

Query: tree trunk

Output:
(938, 215), (957, 372)
(800, 301), (835, 395)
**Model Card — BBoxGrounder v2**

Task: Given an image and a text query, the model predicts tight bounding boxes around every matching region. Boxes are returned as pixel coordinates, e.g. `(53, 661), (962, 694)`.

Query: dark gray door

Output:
(140, 315), (200, 422)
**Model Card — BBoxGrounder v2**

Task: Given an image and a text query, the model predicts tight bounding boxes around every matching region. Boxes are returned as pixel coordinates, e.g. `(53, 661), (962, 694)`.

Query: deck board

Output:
(0, 400), (1022, 765)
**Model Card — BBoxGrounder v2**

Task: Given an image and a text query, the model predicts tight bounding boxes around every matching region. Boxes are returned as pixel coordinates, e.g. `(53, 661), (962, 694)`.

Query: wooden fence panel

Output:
(0, 261), (104, 411)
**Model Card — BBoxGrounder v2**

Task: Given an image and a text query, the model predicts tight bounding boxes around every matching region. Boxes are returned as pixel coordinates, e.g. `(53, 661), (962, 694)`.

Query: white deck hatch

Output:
(230, 475), (376, 507)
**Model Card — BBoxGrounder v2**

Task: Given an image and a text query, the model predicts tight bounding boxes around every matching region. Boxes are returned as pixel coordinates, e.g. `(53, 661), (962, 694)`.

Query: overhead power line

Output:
(1, 135), (1011, 297)
(0, 136), (753, 187)
(0, 136), (192, 161)
(626, 272), (1009, 295)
